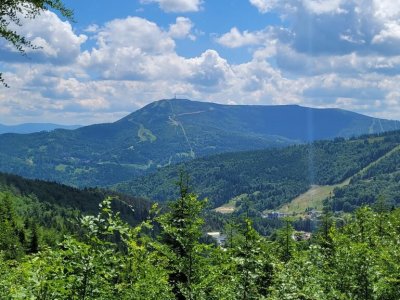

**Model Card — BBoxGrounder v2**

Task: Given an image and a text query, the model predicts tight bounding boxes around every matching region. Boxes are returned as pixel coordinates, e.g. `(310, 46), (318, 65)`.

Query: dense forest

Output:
(1, 181), (399, 299)
(330, 142), (400, 212)
(114, 131), (400, 212)
(0, 172), (152, 227)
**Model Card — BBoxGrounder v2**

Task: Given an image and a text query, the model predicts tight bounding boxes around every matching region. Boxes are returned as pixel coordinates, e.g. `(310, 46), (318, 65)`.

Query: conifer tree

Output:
(0, 193), (24, 259)
(276, 217), (295, 263)
(157, 172), (207, 299)
(231, 218), (273, 299)
(28, 222), (39, 254)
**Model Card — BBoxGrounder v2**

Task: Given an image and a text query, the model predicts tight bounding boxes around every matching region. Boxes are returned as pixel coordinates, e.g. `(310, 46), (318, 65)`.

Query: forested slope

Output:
(330, 141), (400, 211)
(0, 172), (150, 221)
(1, 187), (399, 299)
(114, 131), (400, 212)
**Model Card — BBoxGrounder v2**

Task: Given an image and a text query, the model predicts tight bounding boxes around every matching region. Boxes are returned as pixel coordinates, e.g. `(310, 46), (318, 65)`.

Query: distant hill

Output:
(113, 130), (400, 213)
(0, 123), (81, 134)
(0, 99), (399, 187)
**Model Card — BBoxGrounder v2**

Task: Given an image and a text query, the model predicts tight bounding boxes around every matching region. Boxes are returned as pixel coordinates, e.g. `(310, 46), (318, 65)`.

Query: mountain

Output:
(113, 130), (400, 213)
(0, 123), (81, 134)
(0, 98), (399, 187)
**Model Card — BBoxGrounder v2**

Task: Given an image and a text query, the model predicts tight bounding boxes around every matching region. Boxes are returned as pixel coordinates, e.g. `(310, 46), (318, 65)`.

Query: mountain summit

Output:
(0, 99), (398, 187)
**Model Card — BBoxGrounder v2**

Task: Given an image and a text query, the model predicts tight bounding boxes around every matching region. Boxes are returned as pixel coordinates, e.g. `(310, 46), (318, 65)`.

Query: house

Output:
(207, 231), (227, 246)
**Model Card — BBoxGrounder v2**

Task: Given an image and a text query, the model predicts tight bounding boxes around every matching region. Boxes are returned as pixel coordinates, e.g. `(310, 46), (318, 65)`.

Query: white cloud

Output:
(78, 17), (185, 81)
(84, 24), (100, 33)
(140, 0), (202, 12)
(4, 6), (400, 125)
(216, 27), (268, 48)
(187, 50), (233, 90)
(247, 0), (400, 55)
(249, 0), (278, 13)
(302, 0), (346, 15)
(168, 17), (195, 40)
(0, 10), (87, 64)
(94, 17), (175, 54)
(372, 22), (400, 44)
(373, 0), (400, 20)
(77, 98), (110, 110)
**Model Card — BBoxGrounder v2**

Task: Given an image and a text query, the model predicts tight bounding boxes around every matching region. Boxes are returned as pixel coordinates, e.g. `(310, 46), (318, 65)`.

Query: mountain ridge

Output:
(0, 98), (399, 187)
(0, 123), (81, 134)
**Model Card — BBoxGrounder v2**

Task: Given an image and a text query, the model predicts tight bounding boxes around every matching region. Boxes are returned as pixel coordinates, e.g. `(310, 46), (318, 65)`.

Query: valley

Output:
(2, 0), (400, 297)
(2, 100), (400, 230)
(1, 100), (400, 299)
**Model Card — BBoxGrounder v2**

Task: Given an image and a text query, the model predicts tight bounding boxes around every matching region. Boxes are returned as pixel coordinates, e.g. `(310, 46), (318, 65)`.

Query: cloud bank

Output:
(2, 1), (400, 125)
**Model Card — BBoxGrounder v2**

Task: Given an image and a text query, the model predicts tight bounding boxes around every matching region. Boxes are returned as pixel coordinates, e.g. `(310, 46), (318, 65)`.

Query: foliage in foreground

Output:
(1, 189), (400, 299)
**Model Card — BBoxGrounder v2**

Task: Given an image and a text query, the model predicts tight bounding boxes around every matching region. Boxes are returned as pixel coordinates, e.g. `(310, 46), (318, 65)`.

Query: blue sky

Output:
(2, 0), (400, 124)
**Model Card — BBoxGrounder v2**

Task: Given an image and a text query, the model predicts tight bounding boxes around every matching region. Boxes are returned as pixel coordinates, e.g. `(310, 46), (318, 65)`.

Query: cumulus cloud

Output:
(4, 4), (400, 124)
(372, 22), (400, 44)
(216, 27), (268, 48)
(79, 17), (185, 80)
(84, 24), (100, 33)
(140, 0), (202, 12)
(187, 50), (233, 90)
(0, 10), (87, 64)
(248, 0), (400, 55)
(168, 17), (195, 40)
(1, 65), (158, 124)
(95, 17), (175, 54)
(249, 0), (278, 13)
(302, 0), (346, 15)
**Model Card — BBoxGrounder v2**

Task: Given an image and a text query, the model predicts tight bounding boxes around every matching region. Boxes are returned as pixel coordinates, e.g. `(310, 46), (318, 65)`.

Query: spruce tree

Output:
(157, 173), (207, 299)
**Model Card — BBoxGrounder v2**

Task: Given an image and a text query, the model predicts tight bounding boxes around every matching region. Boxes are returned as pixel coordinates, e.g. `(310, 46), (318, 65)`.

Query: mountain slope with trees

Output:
(0, 99), (399, 187)
(330, 139), (400, 212)
(114, 130), (400, 213)
(0, 172), (151, 227)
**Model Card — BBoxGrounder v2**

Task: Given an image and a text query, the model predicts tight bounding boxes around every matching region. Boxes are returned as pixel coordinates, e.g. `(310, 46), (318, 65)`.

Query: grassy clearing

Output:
(214, 204), (236, 214)
(97, 160), (154, 170)
(275, 144), (400, 215)
(138, 124), (157, 142)
(55, 164), (67, 172)
(277, 185), (335, 214)
(278, 179), (351, 214)
(214, 193), (249, 214)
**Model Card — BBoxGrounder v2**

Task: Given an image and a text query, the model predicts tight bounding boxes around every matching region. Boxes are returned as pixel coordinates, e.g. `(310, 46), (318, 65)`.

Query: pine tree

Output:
(276, 217), (295, 263)
(231, 218), (273, 299)
(28, 222), (39, 254)
(0, 193), (24, 259)
(157, 173), (207, 299)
